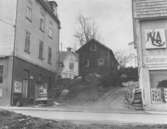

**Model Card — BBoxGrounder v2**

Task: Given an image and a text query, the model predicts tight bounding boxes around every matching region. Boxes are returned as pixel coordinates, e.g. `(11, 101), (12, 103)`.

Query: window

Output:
(48, 22), (53, 39)
(150, 70), (167, 103)
(85, 59), (90, 68)
(48, 27), (53, 39)
(40, 16), (45, 32)
(39, 41), (44, 60)
(90, 44), (97, 51)
(26, 6), (32, 22)
(24, 31), (31, 54)
(69, 63), (74, 70)
(97, 58), (105, 66)
(48, 47), (52, 64)
(0, 65), (3, 83)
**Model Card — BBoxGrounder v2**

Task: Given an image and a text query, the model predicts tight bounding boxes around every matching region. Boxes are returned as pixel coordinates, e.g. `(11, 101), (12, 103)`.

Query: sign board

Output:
(14, 81), (22, 93)
(35, 83), (48, 101)
(164, 88), (167, 102)
(145, 56), (167, 65)
(151, 88), (162, 104)
(145, 29), (166, 49)
(133, 0), (167, 19)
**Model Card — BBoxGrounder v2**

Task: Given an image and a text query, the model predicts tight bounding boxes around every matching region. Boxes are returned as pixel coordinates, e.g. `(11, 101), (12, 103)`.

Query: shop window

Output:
(24, 31), (31, 54)
(23, 70), (30, 98)
(23, 79), (28, 98)
(0, 65), (3, 83)
(150, 70), (167, 104)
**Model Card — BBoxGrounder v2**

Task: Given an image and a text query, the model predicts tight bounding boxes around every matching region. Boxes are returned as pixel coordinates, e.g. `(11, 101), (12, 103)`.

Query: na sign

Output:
(145, 29), (167, 49)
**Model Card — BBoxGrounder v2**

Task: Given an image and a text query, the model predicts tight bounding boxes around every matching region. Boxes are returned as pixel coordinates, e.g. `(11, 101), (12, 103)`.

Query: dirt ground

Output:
(55, 86), (135, 112)
(1, 109), (167, 129)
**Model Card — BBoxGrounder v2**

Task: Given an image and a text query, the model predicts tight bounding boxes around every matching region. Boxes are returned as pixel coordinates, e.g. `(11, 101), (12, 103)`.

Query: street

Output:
(3, 107), (167, 125)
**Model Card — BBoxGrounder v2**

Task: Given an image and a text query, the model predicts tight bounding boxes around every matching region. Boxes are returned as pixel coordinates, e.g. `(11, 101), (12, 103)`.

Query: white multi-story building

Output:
(59, 48), (79, 79)
(0, 0), (60, 106)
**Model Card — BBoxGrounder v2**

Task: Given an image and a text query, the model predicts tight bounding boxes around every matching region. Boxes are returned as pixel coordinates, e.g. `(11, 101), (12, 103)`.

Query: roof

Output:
(76, 39), (114, 53)
(36, 0), (61, 29)
(59, 51), (78, 62)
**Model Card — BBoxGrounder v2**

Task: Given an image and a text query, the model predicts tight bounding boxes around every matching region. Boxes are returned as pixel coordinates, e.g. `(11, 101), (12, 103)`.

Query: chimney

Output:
(49, 1), (58, 16)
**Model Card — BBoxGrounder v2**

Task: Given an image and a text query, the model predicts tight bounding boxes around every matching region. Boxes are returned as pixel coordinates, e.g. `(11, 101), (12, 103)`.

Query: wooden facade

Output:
(132, 0), (167, 111)
(77, 39), (118, 77)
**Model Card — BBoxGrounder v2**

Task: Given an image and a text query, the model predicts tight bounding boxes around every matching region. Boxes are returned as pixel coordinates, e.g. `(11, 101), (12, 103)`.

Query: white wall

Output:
(0, 0), (17, 56)
(61, 53), (78, 79)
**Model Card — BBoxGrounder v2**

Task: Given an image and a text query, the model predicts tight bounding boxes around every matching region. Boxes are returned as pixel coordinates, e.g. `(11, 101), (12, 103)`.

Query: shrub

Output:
(119, 67), (138, 82)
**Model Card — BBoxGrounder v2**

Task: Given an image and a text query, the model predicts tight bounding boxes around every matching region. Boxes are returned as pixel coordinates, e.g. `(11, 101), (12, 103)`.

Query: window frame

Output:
(48, 21), (53, 39)
(40, 15), (45, 32)
(85, 59), (90, 68)
(97, 58), (105, 66)
(48, 47), (52, 64)
(26, 6), (32, 22)
(24, 31), (31, 54)
(39, 41), (44, 60)
(90, 44), (97, 51)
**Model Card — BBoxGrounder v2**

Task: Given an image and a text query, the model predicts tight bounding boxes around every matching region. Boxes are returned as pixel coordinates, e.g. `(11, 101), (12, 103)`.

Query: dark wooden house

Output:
(76, 39), (119, 77)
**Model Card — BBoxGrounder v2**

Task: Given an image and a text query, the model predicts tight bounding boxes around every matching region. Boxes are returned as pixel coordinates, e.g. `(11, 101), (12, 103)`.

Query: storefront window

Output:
(150, 70), (167, 104)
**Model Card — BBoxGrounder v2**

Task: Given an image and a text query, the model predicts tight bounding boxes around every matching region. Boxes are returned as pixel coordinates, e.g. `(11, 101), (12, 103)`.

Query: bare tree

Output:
(74, 14), (98, 46)
(114, 50), (137, 67)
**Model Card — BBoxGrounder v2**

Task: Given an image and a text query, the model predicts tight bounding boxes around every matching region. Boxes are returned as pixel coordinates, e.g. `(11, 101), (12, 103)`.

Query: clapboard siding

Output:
(133, 0), (167, 18)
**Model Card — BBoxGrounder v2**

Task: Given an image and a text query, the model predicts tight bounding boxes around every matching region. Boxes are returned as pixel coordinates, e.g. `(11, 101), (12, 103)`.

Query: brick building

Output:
(0, 0), (60, 106)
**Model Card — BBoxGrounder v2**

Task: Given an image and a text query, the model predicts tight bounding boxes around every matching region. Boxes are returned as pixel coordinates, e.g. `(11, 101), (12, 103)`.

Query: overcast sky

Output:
(55, 0), (133, 52)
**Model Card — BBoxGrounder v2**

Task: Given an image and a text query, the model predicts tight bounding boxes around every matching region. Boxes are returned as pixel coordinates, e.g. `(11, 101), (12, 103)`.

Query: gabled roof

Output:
(59, 51), (78, 62)
(76, 39), (114, 53)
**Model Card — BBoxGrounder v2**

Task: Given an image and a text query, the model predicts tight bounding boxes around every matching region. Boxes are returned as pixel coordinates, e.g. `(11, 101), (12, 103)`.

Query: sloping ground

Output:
(56, 86), (134, 112)
(55, 76), (105, 105)
(54, 75), (139, 112)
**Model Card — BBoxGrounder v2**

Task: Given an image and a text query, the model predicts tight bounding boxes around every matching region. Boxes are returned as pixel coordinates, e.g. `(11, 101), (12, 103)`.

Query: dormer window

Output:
(90, 44), (97, 51)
